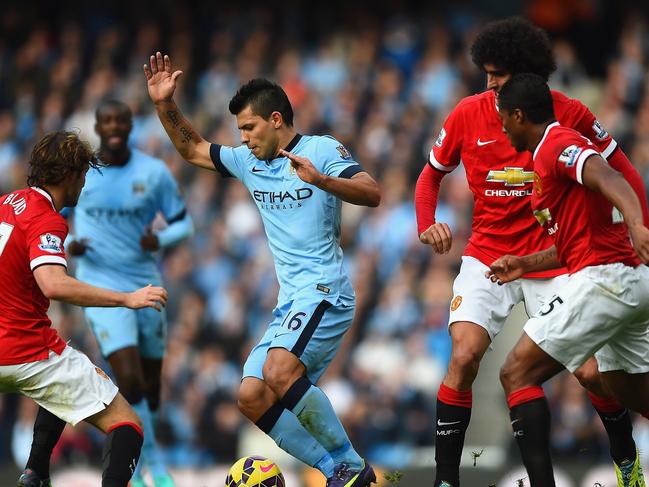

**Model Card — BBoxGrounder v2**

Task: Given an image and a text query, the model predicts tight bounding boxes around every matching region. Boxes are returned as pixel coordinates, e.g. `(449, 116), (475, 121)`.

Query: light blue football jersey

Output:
(211, 134), (361, 306)
(72, 148), (189, 288)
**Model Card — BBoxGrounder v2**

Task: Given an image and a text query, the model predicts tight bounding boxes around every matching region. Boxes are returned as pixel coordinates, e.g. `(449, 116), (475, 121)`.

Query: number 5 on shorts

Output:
(538, 296), (564, 316)
(0, 222), (15, 257)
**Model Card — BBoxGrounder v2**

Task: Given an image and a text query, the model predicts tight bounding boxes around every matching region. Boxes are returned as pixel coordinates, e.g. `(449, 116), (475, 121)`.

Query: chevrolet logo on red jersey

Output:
(486, 167), (535, 187)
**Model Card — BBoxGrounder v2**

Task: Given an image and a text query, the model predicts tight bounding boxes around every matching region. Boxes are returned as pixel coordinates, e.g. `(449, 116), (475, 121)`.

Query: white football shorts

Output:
(524, 263), (649, 373)
(0, 345), (118, 425)
(448, 256), (568, 340)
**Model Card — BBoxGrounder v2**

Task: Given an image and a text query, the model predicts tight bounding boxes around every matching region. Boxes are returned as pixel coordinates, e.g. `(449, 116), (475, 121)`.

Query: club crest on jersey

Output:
(486, 167), (535, 186)
(435, 128), (446, 148)
(95, 367), (109, 380)
(558, 145), (582, 167)
(38, 233), (62, 253)
(132, 182), (146, 194)
(592, 120), (609, 140)
(533, 208), (552, 226)
(336, 145), (352, 160)
(450, 295), (462, 311)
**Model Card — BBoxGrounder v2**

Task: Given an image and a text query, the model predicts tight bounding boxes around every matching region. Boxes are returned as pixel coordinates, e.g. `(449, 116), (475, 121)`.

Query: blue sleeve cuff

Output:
(339, 164), (364, 179)
(166, 208), (187, 225)
(210, 144), (234, 178)
(157, 213), (194, 248)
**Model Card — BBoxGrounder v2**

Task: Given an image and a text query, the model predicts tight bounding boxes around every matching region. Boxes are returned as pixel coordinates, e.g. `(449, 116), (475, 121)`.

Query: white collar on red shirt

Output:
(30, 187), (56, 211)
(532, 121), (560, 160)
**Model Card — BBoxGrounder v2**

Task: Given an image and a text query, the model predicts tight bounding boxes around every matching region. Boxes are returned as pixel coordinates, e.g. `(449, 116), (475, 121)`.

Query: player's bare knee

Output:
(262, 350), (303, 396)
(499, 355), (525, 393)
(499, 363), (513, 391)
(93, 393), (143, 433)
(262, 365), (290, 395)
(122, 409), (143, 430)
(449, 346), (482, 379)
(573, 362), (601, 393)
(238, 380), (266, 418)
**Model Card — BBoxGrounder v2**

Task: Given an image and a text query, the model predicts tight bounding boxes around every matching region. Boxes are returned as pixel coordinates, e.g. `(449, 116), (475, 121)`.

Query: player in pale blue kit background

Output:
(20, 100), (192, 487)
(144, 51), (381, 487)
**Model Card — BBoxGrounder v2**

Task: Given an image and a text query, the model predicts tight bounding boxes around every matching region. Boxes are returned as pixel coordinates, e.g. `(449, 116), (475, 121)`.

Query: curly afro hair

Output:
(470, 17), (557, 81)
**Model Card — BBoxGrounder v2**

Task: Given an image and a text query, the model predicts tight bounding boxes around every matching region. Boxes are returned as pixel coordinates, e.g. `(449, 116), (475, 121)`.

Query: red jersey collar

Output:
(30, 187), (56, 211)
(533, 121), (560, 160)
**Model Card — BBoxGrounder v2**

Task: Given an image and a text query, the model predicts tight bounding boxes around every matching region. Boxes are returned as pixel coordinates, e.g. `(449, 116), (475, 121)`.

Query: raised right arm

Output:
(144, 52), (213, 170)
(156, 100), (213, 169)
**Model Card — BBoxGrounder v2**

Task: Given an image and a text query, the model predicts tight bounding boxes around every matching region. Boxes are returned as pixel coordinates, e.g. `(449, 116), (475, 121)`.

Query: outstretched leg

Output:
(500, 333), (565, 487)
(238, 376), (336, 478)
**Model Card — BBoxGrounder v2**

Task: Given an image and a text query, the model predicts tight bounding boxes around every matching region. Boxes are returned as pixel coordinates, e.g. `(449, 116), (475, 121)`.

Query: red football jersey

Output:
(531, 122), (640, 273)
(429, 90), (620, 277)
(0, 187), (68, 365)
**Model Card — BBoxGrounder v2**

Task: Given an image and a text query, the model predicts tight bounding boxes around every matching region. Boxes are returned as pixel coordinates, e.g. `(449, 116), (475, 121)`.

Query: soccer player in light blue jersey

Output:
(21, 100), (192, 487)
(145, 52), (380, 487)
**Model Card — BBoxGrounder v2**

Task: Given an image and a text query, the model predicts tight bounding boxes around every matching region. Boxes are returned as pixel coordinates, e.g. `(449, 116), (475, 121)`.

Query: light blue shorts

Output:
(243, 296), (355, 383)
(85, 305), (167, 359)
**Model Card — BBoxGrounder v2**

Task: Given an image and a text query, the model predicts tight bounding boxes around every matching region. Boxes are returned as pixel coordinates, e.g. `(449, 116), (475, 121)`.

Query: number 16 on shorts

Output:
(281, 311), (308, 331)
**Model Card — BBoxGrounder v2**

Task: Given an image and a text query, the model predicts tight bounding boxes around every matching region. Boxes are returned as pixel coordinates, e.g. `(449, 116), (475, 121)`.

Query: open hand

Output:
(143, 52), (183, 104)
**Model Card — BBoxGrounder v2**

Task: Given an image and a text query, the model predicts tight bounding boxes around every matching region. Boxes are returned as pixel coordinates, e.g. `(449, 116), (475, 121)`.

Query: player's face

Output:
(498, 107), (526, 152)
(236, 106), (280, 160)
(95, 106), (132, 152)
(483, 63), (511, 94)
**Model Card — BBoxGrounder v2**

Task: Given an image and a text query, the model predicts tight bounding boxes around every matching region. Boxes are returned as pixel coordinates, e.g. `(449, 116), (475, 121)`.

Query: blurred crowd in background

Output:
(2, 0), (649, 478)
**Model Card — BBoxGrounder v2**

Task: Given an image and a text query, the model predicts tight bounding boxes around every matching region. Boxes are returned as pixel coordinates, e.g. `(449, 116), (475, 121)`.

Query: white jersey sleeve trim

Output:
(428, 150), (457, 173)
(30, 255), (67, 270)
(576, 149), (598, 185)
(601, 139), (617, 160)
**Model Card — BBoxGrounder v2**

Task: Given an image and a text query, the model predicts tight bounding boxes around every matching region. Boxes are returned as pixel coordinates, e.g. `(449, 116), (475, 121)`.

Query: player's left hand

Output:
(486, 254), (525, 284)
(279, 149), (324, 186)
(125, 284), (168, 311)
(629, 223), (649, 264)
(140, 232), (160, 251)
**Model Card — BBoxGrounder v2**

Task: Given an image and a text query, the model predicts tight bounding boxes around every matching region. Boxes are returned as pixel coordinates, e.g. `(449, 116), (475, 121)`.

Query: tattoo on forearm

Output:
(530, 248), (557, 267)
(165, 109), (193, 143)
(179, 126), (193, 143)
(166, 110), (180, 128)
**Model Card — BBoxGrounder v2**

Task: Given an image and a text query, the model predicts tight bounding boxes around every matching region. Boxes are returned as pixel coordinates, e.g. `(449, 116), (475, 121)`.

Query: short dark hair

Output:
(228, 79), (294, 126)
(27, 131), (103, 187)
(471, 17), (557, 81)
(498, 73), (555, 124)
(95, 99), (132, 120)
